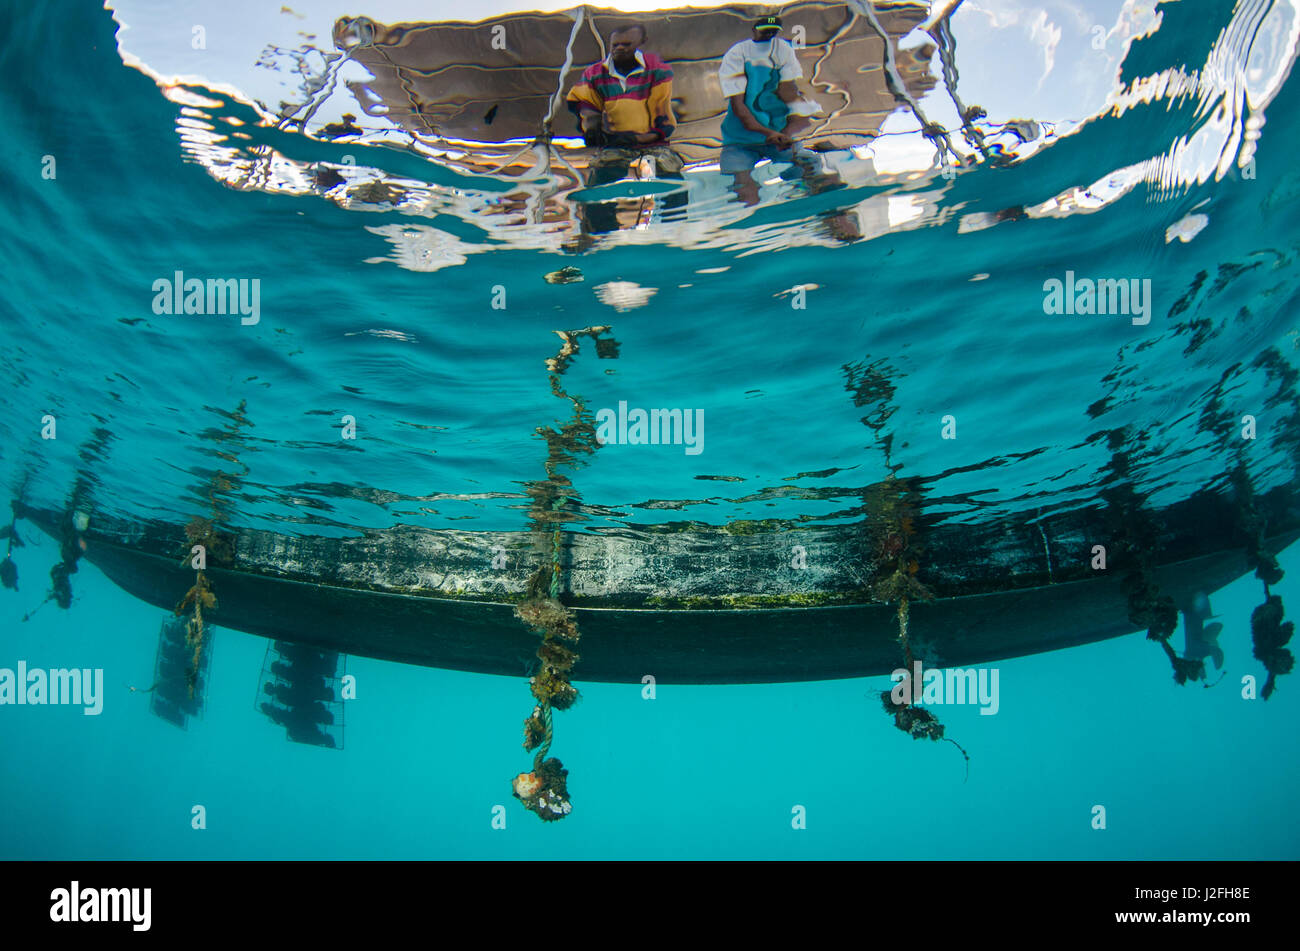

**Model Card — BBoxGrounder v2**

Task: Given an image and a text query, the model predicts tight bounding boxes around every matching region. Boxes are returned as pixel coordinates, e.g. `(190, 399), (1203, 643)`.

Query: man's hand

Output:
(581, 113), (604, 147)
(599, 113), (661, 147)
(731, 93), (789, 144)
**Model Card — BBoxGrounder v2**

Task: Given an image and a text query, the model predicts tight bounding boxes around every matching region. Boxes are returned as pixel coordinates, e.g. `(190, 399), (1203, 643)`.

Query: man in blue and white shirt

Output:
(718, 15), (824, 203)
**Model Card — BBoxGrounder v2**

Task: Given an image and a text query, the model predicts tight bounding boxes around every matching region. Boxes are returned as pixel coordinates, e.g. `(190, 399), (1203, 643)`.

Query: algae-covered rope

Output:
(897, 595), (914, 671)
(549, 493), (566, 599)
(511, 490), (578, 817)
(535, 493), (566, 768)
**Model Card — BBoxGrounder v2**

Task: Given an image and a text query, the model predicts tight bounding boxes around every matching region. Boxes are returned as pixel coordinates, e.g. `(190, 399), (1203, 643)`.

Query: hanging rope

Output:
(550, 495), (566, 599)
(533, 704), (554, 770)
(510, 328), (614, 821)
(869, 477), (969, 781)
(847, 0), (959, 165)
(533, 493), (565, 771)
(512, 491), (577, 820)
(1231, 460), (1293, 699)
(545, 9), (587, 137)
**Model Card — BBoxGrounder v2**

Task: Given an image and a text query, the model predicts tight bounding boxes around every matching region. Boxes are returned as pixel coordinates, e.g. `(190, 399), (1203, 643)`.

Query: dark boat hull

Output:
(62, 520), (1297, 684)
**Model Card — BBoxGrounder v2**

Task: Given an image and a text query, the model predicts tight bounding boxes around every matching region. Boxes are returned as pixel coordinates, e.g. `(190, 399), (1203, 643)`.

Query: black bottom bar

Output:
(2, 860), (1289, 937)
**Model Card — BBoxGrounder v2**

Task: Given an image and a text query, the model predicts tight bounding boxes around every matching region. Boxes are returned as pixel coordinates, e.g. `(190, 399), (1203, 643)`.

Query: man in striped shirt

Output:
(566, 24), (686, 233)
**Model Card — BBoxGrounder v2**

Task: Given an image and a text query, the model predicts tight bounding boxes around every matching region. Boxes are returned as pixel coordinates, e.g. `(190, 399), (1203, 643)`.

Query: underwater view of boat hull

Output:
(24, 496), (1299, 684)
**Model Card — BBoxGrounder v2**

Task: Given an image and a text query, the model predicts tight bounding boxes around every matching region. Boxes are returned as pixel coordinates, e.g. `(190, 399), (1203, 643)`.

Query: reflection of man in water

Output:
(565, 24), (686, 233)
(718, 16), (826, 205)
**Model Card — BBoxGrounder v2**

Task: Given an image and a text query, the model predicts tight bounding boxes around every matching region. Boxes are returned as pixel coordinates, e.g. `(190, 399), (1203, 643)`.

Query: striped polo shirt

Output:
(566, 49), (676, 141)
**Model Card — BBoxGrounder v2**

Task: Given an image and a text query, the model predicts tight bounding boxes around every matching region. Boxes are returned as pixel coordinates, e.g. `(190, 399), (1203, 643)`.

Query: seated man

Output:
(718, 15), (827, 205)
(566, 23), (686, 233)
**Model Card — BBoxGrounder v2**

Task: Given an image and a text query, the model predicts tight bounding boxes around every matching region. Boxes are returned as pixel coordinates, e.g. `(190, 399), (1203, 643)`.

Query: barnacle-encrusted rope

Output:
(510, 485), (580, 820)
(891, 589), (968, 781)
(897, 594), (913, 669)
(532, 493), (566, 770)
(869, 479), (968, 780)
(550, 496), (565, 599)
(510, 327), (613, 820)
(1231, 461), (1293, 699)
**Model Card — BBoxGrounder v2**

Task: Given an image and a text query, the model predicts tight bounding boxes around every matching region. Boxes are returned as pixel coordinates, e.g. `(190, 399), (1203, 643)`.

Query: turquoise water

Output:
(1, 0), (1299, 858)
